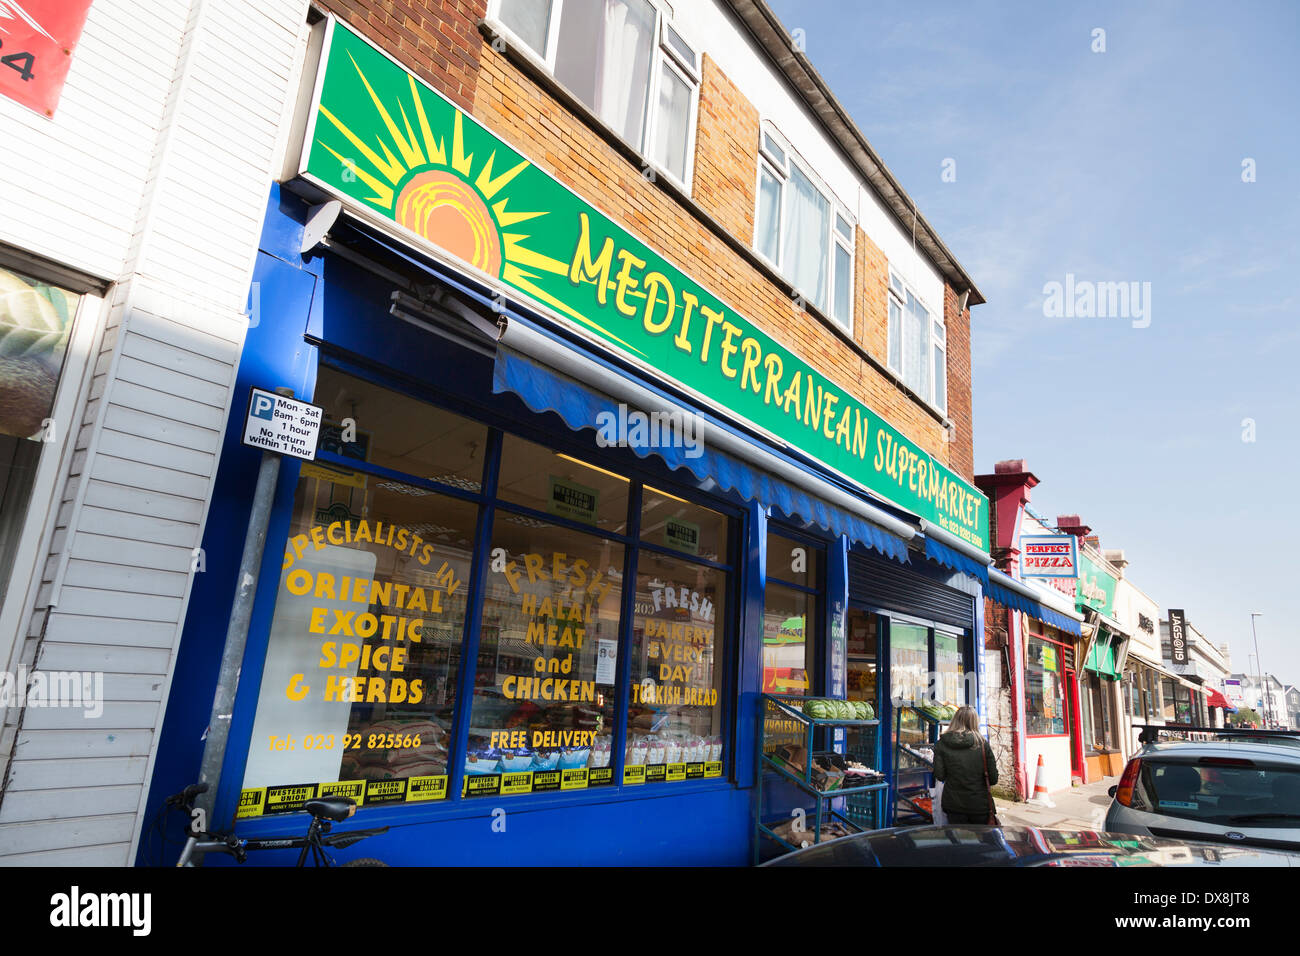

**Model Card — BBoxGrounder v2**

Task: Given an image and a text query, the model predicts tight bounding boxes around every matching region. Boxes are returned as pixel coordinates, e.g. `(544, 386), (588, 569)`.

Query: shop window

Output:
(492, 0), (700, 189)
(845, 610), (877, 705)
(465, 514), (624, 793)
(765, 532), (819, 590)
(642, 484), (728, 562)
(1026, 634), (1067, 735)
(312, 367), (488, 492)
(886, 269), (946, 414)
(934, 628), (965, 707)
(242, 363), (741, 812)
(0, 265), (81, 603)
(763, 584), (814, 696)
(889, 623), (929, 705)
(497, 433), (631, 533)
(753, 123), (855, 328)
(1161, 678), (1177, 722)
(762, 530), (822, 699)
(241, 474), (479, 804)
(626, 549), (726, 782)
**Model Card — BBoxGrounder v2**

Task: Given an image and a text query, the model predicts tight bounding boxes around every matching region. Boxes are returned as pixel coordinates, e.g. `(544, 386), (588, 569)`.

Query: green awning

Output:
(1085, 634), (1122, 680)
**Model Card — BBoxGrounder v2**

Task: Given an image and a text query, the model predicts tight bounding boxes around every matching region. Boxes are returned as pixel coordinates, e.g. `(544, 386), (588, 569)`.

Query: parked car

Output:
(761, 824), (1297, 866)
(1105, 735), (1300, 853)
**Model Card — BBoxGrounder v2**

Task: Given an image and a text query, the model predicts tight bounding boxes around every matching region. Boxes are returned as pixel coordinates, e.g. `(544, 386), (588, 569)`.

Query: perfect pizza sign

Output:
(0, 0), (94, 118)
(1020, 534), (1078, 579)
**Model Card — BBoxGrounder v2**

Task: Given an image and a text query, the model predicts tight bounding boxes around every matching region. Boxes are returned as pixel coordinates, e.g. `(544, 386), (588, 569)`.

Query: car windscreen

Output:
(1133, 758), (1300, 828)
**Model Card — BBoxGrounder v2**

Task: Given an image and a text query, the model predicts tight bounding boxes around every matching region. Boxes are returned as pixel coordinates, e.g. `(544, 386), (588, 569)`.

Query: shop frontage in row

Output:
(137, 19), (991, 865)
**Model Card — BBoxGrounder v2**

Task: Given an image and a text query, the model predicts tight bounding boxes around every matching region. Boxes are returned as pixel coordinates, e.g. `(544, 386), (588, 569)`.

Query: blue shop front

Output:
(138, 21), (998, 866)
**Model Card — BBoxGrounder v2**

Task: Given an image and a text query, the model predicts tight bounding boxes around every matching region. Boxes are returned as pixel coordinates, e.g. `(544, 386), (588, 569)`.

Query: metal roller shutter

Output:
(848, 547), (975, 629)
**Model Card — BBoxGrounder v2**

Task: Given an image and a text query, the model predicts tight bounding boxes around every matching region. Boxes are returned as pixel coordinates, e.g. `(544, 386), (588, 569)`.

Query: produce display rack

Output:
(890, 703), (945, 827)
(753, 694), (886, 863)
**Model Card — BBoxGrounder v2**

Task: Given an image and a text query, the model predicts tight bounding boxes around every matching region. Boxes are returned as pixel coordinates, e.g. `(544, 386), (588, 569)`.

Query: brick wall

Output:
(316, 0), (486, 111)
(855, 227), (889, 363)
(692, 54), (758, 246)
(331, 4), (962, 467)
(944, 283), (974, 480)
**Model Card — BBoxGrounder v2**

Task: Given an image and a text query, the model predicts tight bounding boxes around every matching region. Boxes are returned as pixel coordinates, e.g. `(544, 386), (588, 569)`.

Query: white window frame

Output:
(752, 122), (855, 332)
(487, 0), (700, 192)
(886, 267), (946, 414)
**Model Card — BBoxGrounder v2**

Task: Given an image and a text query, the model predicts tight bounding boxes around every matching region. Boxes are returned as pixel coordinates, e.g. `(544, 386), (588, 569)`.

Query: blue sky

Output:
(768, 0), (1300, 689)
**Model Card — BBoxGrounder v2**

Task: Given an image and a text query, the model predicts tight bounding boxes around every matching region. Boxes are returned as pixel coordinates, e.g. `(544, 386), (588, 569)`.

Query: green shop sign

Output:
(299, 19), (989, 552)
(1076, 553), (1117, 618)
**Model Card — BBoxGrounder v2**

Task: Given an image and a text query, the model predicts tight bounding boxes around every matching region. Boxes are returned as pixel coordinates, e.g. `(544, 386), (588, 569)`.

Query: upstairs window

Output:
(887, 269), (945, 414)
(492, 0), (699, 188)
(754, 124), (854, 329)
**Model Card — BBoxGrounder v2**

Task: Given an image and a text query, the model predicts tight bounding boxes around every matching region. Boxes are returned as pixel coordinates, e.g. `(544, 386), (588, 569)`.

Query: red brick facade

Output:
(316, 0), (487, 111)
(326, 2), (974, 477)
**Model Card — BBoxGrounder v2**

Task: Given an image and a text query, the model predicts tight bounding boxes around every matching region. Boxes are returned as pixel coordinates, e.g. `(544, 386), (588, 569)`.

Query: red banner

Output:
(0, 0), (94, 117)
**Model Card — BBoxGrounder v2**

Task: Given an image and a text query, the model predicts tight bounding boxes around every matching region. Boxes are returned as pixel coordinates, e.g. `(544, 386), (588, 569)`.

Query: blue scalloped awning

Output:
(493, 347), (910, 564)
(986, 569), (1082, 636)
(924, 535), (989, 585)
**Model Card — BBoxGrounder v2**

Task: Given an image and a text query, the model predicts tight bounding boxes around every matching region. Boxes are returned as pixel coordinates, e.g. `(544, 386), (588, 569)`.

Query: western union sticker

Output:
(531, 770), (562, 792)
(237, 788), (266, 819)
(588, 767), (615, 787)
(623, 765), (646, 785)
(501, 772), (534, 796)
(464, 775), (502, 797)
(265, 783), (317, 814)
(666, 763), (687, 782)
(704, 761), (723, 778)
(406, 775), (448, 802)
(318, 780), (366, 804)
(560, 768), (589, 791)
(685, 762), (705, 779)
(645, 764), (667, 783)
(365, 779), (407, 804)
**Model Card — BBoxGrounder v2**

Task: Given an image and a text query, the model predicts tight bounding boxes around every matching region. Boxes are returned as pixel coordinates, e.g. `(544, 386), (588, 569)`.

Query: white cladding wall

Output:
(0, 0), (310, 866)
(1114, 578), (1160, 663)
(670, 2), (947, 328)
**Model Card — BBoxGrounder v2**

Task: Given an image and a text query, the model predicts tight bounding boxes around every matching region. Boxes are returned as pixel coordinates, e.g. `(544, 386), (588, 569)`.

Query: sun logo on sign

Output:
(315, 53), (564, 295)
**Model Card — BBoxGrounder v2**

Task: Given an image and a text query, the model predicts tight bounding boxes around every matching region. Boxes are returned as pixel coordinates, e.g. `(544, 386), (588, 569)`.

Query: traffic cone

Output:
(1030, 754), (1056, 807)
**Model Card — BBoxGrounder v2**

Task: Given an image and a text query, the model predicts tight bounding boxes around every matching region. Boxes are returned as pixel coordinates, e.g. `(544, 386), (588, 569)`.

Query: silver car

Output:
(1105, 737), (1300, 854)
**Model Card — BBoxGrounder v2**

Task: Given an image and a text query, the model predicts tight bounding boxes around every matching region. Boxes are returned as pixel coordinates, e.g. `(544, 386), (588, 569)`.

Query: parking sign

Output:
(241, 387), (323, 460)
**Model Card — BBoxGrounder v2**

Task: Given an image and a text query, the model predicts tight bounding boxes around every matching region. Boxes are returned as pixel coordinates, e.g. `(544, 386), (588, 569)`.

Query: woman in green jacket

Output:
(932, 705), (997, 825)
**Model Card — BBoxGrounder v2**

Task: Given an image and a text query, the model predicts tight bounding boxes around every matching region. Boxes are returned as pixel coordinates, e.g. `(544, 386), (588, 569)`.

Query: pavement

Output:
(993, 775), (1120, 831)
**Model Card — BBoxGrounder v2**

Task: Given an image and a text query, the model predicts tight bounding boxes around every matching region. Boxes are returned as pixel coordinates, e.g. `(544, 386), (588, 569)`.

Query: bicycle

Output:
(163, 783), (390, 867)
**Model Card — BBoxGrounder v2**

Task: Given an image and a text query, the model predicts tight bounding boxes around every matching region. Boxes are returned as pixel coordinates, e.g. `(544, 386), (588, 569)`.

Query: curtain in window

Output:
(594, 0), (655, 147)
(651, 61), (691, 182)
(783, 165), (828, 311)
(756, 168), (781, 263)
(888, 297), (902, 370)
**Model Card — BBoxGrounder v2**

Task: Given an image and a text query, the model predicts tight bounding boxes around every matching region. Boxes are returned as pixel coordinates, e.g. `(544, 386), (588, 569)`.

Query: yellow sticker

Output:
(588, 767), (614, 787)
(364, 778), (408, 804)
(236, 788), (266, 819)
(560, 768), (589, 791)
(501, 772), (534, 796)
(318, 780), (366, 804)
(704, 761), (723, 778)
(405, 775), (449, 802)
(264, 784), (318, 813)
(666, 763), (687, 782)
(464, 775), (501, 796)
(623, 765), (646, 785)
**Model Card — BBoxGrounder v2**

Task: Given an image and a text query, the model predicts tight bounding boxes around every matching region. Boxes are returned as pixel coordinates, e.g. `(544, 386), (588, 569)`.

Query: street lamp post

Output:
(1250, 613), (1271, 728)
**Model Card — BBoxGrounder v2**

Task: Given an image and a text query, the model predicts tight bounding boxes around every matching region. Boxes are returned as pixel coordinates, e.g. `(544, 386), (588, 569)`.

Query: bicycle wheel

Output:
(340, 857), (389, 867)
